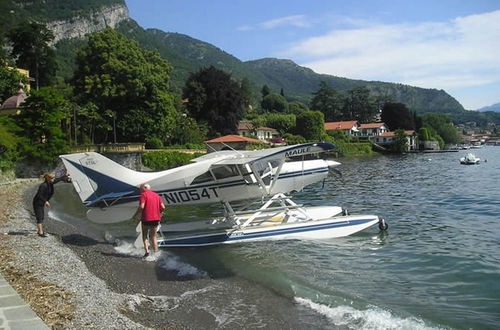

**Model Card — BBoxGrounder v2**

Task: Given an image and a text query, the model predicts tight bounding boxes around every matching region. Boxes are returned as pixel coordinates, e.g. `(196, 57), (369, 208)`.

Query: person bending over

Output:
(136, 183), (165, 258)
(32, 172), (71, 237)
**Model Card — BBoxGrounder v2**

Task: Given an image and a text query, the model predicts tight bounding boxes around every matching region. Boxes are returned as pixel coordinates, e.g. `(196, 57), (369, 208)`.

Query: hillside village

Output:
(1, 0), (500, 176)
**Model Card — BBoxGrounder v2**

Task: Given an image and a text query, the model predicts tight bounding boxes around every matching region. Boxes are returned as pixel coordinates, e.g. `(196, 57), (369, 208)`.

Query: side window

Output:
(192, 171), (214, 184)
(211, 165), (240, 180)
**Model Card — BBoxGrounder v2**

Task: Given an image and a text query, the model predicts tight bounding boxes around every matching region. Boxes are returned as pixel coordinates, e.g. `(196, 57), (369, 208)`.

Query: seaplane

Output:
(59, 142), (387, 247)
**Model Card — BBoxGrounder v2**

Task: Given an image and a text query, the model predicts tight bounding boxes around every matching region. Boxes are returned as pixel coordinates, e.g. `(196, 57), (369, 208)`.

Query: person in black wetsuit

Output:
(32, 172), (71, 237)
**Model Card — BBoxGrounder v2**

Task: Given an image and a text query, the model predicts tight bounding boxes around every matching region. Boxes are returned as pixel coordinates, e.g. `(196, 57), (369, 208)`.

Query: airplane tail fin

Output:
(59, 152), (139, 207)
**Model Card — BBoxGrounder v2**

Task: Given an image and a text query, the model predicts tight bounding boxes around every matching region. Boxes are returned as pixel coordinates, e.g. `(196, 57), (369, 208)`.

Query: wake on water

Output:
(295, 297), (444, 330)
(113, 240), (208, 278)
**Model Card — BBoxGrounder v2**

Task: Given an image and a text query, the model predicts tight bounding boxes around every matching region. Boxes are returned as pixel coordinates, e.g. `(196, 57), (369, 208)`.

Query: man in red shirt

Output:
(136, 183), (165, 258)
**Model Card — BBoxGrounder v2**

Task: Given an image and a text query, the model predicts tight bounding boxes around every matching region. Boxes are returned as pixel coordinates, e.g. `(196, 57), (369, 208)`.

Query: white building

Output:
(373, 130), (417, 151)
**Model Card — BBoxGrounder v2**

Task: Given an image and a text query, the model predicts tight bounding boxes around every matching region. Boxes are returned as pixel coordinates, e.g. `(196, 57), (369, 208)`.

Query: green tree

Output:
(7, 21), (56, 89)
(261, 84), (270, 98)
(311, 81), (344, 121)
(419, 127), (431, 141)
(342, 86), (377, 123)
(0, 66), (27, 103)
(0, 118), (21, 172)
(183, 66), (246, 136)
(259, 113), (296, 135)
(391, 129), (409, 153)
(327, 129), (350, 142)
(172, 115), (208, 145)
(288, 101), (309, 115)
(295, 111), (325, 141)
(17, 87), (69, 164)
(381, 102), (415, 130)
(261, 93), (288, 113)
(373, 94), (393, 112)
(240, 77), (254, 110)
(282, 133), (306, 145)
(73, 29), (178, 144)
(422, 113), (460, 145)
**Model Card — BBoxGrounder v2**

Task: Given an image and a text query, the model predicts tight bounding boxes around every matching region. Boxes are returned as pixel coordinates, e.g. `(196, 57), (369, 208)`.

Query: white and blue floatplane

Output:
(60, 142), (387, 248)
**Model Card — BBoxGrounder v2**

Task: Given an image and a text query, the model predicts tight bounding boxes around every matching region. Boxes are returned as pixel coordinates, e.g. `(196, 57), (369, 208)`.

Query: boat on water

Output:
(60, 142), (388, 248)
(460, 153), (481, 165)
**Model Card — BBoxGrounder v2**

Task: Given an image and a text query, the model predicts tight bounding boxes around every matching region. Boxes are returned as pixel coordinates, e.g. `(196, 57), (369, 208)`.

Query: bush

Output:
(143, 151), (204, 171)
(282, 133), (306, 145)
(335, 141), (372, 156)
(245, 142), (269, 150)
(145, 137), (164, 149)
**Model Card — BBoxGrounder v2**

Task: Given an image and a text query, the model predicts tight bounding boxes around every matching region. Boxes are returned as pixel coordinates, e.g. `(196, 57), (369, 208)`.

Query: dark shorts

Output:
(142, 220), (160, 227)
(33, 202), (45, 224)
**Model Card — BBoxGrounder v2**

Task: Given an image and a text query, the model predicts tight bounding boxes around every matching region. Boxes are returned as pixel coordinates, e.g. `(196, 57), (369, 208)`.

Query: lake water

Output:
(53, 146), (500, 329)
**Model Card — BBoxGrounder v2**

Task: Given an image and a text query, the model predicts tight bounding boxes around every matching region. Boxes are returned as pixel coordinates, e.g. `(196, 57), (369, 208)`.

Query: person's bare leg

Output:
(151, 226), (159, 253)
(37, 223), (43, 235)
(141, 223), (149, 254)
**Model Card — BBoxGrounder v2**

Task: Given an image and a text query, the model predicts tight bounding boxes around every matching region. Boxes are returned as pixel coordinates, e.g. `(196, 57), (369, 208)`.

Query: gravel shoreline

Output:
(0, 182), (149, 329)
(1, 181), (327, 330)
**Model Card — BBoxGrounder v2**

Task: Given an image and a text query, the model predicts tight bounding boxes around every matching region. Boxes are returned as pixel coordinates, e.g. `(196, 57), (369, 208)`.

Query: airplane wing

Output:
(192, 142), (336, 164)
(205, 142), (336, 194)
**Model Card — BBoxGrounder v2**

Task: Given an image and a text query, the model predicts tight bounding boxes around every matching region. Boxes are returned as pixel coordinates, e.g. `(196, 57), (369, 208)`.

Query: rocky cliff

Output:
(47, 3), (130, 44)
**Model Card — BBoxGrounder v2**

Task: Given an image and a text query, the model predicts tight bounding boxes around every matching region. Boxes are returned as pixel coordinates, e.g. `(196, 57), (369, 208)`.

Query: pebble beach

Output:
(0, 181), (300, 330)
(0, 181), (149, 329)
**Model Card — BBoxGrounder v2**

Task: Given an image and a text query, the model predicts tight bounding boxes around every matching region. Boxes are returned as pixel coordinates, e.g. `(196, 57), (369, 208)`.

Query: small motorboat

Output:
(460, 153), (480, 165)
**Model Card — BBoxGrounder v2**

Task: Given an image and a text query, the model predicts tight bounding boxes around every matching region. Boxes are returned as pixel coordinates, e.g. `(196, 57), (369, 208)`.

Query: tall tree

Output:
(391, 129), (409, 153)
(288, 101), (309, 115)
(17, 87), (70, 164)
(261, 93), (288, 113)
(73, 29), (178, 144)
(183, 66), (246, 136)
(259, 113), (296, 135)
(422, 113), (460, 144)
(295, 111), (325, 141)
(8, 21), (56, 89)
(261, 84), (270, 98)
(342, 86), (377, 123)
(0, 66), (26, 103)
(311, 81), (344, 121)
(240, 77), (254, 110)
(381, 102), (415, 130)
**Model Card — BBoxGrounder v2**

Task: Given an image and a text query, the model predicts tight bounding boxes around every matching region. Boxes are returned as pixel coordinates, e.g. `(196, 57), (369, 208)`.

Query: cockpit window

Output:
(211, 165), (240, 180)
(191, 171), (214, 184)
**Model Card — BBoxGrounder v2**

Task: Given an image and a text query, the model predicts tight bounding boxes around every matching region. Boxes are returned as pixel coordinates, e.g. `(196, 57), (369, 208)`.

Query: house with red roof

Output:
(358, 123), (388, 139)
(324, 121), (359, 136)
(237, 122), (278, 141)
(205, 135), (268, 152)
(373, 130), (417, 151)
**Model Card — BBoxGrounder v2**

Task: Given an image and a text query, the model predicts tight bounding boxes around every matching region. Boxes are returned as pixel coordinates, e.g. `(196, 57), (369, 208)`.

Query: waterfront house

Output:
(358, 123), (388, 139)
(373, 130), (417, 151)
(324, 121), (359, 136)
(237, 122), (278, 141)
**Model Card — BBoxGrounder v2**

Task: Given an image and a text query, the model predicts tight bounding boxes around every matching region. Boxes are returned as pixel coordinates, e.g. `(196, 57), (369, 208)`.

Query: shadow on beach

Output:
(61, 233), (100, 247)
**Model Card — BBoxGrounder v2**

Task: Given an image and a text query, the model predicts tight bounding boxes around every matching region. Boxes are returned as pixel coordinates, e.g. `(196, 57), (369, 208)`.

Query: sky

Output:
(125, 0), (500, 110)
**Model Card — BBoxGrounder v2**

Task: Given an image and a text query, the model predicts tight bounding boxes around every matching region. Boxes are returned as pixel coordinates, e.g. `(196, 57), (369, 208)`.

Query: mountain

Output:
(2, 0), (466, 115)
(476, 103), (500, 112)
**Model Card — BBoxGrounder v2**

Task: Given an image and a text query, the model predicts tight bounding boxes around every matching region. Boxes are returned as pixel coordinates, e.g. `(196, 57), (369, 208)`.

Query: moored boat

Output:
(460, 153), (480, 165)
